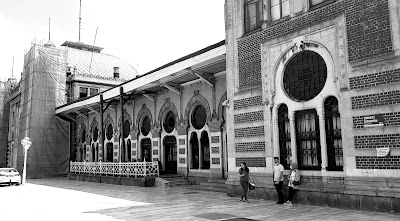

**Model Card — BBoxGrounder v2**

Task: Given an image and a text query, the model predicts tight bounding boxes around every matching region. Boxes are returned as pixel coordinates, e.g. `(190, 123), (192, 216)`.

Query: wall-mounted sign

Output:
(376, 147), (390, 157)
(363, 114), (385, 127)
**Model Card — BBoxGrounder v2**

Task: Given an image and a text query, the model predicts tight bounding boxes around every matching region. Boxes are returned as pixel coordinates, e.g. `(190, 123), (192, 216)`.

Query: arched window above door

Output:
(163, 111), (176, 133)
(191, 105), (207, 130)
(123, 120), (130, 138)
(141, 116), (151, 136)
(106, 124), (113, 140)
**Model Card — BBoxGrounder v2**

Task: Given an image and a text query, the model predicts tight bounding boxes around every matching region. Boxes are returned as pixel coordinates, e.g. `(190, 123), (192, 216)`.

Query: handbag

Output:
(293, 180), (300, 186)
(249, 182), (255, 190)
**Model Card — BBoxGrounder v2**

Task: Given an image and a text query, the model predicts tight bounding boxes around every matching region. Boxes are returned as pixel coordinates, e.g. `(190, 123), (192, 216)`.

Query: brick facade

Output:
(238, 0), (392, 88)
(351, 90), (400, 109)
(354, 134), (400, 149)
(234, 111), (263, 124)
(234, 126), (264, 138)
(353, 112), (400, 129)
(356, 156), (400, 169)
(235, 141), (265, 152)
(233, 96), (262, 109)
(236, 157), (266, 167)
(349, 69), (400, 90)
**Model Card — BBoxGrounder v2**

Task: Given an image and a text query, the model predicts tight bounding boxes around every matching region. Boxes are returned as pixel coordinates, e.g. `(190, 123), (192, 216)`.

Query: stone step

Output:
(190, 185), (227, 193)
(199, 182), (227, 188)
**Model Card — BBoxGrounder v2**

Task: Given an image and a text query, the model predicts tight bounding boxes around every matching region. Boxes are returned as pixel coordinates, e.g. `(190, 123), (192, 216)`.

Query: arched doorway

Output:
(141, 138), (152, 162)
(106, 124), (114, 162)
(190, 132), (199, 169)
(127, 139), (132, 162)
(200, 131), (210, 169)
(164, 136), (177, 174)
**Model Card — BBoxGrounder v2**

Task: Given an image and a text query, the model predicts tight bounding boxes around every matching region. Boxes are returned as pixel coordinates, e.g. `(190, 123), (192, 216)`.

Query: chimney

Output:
(113, 67), (119, 78)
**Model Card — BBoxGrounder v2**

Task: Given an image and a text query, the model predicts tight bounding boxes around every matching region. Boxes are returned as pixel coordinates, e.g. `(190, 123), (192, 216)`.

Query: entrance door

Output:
(164, 136), (177, 174)
(106, 143), (113, 162)
(141, 138), (152, 162)
(190, 132), (199, 169)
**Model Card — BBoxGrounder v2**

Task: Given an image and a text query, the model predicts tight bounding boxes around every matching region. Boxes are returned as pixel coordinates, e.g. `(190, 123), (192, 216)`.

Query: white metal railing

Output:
(69, 161), (159, 178)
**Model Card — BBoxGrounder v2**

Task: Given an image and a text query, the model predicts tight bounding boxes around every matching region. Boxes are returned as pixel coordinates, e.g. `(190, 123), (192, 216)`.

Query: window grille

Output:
(324, 96), (343, 171)
(278, 104), (291, 169)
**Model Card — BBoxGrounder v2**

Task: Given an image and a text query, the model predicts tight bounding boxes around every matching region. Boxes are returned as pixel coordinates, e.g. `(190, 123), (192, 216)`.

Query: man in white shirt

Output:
(273, 157), (284, 204)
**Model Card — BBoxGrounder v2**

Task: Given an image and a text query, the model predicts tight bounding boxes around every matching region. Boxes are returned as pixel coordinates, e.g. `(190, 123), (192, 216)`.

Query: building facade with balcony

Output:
(224, 0), (400, 212)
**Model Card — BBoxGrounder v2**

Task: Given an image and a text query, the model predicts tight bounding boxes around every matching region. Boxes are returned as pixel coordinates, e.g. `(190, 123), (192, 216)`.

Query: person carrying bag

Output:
(284, 162), (300, 206)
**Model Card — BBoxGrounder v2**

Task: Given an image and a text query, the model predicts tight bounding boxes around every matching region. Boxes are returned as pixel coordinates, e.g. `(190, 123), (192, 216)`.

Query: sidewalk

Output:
(1, 177), (399, 221)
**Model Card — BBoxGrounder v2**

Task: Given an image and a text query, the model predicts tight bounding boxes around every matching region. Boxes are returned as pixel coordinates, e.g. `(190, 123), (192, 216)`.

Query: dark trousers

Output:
(240, 181), (249, 200)
(288, 187), (296, 201)
(274, 181), (284, 203)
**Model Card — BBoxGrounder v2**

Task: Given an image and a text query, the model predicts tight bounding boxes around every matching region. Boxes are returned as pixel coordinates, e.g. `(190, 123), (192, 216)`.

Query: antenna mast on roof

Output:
(79, 0), (82, 42)
(48, 17), (51, 41)
(12, 56), (14, 77)
(88, 27), (98, 75)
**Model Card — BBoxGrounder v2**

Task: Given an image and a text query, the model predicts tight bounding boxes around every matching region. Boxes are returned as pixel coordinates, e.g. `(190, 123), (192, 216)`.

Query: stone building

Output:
(56, 41), (227, 182)
(1, 40), (138, 178)
(225, 0), (400, 212)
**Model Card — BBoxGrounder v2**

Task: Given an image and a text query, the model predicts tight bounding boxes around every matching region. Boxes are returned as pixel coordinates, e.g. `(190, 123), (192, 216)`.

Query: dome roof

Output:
(65, 47), (139, 80)
(44, 40), (56, 48)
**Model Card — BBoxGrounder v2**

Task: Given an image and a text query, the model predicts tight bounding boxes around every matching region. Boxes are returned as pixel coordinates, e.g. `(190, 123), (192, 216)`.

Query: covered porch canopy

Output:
(56, 41), (226, 175)
(56, 40), (225, 119)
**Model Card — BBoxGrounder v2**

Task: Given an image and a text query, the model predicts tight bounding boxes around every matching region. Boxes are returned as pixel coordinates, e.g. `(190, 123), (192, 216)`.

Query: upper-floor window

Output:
(271, 0), (290, 21)
(79, 87), (99, 99)
(90, 88), (99, 96)
(244, 0), (263, 33)
(79, 87), (88, 98)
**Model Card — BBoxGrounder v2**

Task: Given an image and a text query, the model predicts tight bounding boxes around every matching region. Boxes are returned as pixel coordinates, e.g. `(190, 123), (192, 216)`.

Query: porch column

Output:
(100, 94), (104, 162)
(198, 136), (202, 169)
(317, 108), (327, 171)
(120, 87), (125, 162)
(289, 111), (297, 163)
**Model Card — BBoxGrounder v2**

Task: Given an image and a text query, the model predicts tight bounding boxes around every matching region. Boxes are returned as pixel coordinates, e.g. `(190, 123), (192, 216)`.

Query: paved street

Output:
(1, 177), (399, 221)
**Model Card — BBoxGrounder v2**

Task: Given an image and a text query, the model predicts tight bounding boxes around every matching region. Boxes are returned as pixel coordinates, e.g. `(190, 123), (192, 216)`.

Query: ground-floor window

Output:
(106, 142), (113, 162)
(190, 132), (199, 169)
(324, 96), (343, 171)
(295, 109), (321, 170)
(200, 131), (210, 169)
(164, 136), (177, 173)
(127, 139), (132, 162)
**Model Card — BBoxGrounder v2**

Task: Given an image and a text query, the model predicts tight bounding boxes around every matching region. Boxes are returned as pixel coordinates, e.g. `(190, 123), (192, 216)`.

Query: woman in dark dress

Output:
(238, 162), (250, 203)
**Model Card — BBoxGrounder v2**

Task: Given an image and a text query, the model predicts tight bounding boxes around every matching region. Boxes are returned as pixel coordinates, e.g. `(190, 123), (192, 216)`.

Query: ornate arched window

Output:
(123, 120), (130, 138)
(324, 96), (343, 171)
(163, 111), (176, 133)
(191, 105), (207, 130)
(283, 51), (327, 101)
(106, 124), (113, 140)
(93, 127), (98, 142)
(141, 116), (151, 136)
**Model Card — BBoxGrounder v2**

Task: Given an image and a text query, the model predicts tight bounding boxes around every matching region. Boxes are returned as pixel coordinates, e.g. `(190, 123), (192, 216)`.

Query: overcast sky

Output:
(0, 0), (225, 81)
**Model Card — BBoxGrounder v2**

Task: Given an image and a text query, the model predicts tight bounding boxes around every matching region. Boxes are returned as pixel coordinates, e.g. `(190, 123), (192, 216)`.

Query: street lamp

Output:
(21, 137), (32, 184)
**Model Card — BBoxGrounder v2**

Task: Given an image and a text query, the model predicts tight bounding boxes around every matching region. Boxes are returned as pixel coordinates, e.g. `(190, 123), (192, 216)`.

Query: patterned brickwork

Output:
(233, 96), (262, 110)
(179, 158), (185, 164)
(345, 0), (393, 61)
(237, 0), (392, 88)
(236, 157), (266, 167)
(238, 1), (344, 88)
(153, 141), (158, 146)
(179, 148), (185, 154)
(351, 90), (400, 109)
(212, 146), (219, 154)
(349, 69), (400, 90)
(354, 134), (400, 149)
(179, 139), (185, 145)
(356, 156), (400, 169)
(235, 142), (265, 152)
(235, 126), (264, 138)
(212, 158), (220, 165)
(211, 136), (220, 143)
(353, 112), (400, 129)
(234, 111), (264, 124)
(153, 149), (158, 155)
